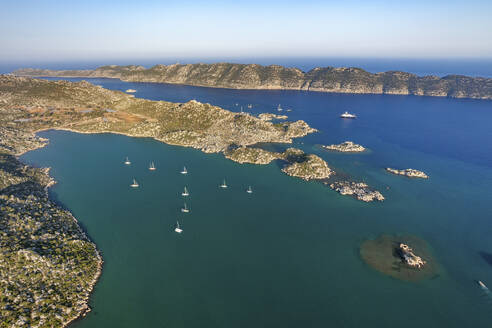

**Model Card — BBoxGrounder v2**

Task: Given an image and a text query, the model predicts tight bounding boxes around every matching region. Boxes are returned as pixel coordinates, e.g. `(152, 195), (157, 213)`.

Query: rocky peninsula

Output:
(360, 234), (438, 281)
(323, 141), (366, 152)
(14, 63), (492, 100)
(0, 153), (102, 327)
(0, 75), (385, 202)
(386, 168), (429, 179)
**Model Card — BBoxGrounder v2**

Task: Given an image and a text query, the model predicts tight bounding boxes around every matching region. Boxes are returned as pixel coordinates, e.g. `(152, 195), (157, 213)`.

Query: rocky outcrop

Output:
(224, 146), (281, 164)
(258, 113), (288, 121)
(323, 141), (365, 152)
(398, 243), (426, 269)
(386, 168), (428, 179)
(14, 63), (492, 100)
(327, 181), (384, 202)
(281, 148), (334, 180)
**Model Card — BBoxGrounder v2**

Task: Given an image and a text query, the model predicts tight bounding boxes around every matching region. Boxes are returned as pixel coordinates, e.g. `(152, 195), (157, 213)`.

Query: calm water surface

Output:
(21, 78), (492, 328)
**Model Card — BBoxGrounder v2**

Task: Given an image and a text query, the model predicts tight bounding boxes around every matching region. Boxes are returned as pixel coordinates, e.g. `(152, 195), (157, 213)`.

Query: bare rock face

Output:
(398, 243), (426, 269)
(386, 168), (428, 179)
(327, 181), (384, 202)
(14, 63), (492, 100)
(323, 141), (365, 152)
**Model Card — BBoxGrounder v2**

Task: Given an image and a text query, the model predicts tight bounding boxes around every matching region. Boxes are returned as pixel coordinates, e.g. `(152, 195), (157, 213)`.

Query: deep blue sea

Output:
(20, 75), (492, 328)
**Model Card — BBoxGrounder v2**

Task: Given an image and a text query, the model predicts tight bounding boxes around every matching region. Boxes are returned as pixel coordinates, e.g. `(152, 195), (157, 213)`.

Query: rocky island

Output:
(13, 63), (492, 100)
(327, 181), (384, 202)
(323, 141), (366, 152)
(386, 168), (429, 179)
(360, 234), (438, 281)
(280, 148), (334, 180)
(398, 243), (426, 269)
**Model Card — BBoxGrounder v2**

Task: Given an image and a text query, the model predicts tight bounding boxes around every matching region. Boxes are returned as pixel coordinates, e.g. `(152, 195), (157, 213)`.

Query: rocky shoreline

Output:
(0, 152), (103, 327)
(386, 168), (428, 179)
(323, 141), (366, 152)
(258, 113), (288, 121)
(13, 62), (492, 100)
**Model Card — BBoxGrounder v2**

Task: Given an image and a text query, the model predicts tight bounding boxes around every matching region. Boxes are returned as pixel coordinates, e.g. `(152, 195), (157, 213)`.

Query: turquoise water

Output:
(21, 80), (492, 327)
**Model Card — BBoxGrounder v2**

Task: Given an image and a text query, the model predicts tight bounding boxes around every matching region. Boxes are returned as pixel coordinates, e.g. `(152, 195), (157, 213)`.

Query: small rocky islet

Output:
(360, 234), (439, 282)
(386, 168), (429, 179)
(323, 141), (366, 152)
(327, 181), (385, 202)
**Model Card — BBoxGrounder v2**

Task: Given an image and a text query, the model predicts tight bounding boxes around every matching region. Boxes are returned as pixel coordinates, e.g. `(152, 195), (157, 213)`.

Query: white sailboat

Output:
(124, 157), (131, 165)
(181, 202), (190, 213)
(220, 179), (228, 189)
(130, 178), (139, 188)
(247, 104), (253, 109)
(182, 186), (189, 197)
(478, 280), (489, 291)
(149, 161), (156, 171)
(246, 186), (253, 194)
(181, 166), (188, 174)
(277, 104), (283, 112)
(174, 220), (183, 233)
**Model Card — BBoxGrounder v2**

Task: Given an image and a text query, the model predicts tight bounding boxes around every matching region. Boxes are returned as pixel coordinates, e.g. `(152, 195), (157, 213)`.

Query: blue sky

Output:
(1, 0), (491, 61)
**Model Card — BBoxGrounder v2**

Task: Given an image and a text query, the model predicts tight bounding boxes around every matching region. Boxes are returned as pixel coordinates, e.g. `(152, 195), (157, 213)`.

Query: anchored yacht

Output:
(340, 111), (357, 119)
(246, 186), (253, 194)
(220, 179), (228, 189)
(130, 178), (139, 188)
(182, 186), (189, 197)
(181, 166), (188, 174)
(149, 162), (156, 171)
(124, 157), (131, 165)
(175, 221), (183, 233)
(181, 202), (190, 213)
(277, 104), (283, 112)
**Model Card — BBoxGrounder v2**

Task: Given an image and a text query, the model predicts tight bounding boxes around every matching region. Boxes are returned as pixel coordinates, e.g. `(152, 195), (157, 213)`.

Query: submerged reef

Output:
(360, 234), (439, 281)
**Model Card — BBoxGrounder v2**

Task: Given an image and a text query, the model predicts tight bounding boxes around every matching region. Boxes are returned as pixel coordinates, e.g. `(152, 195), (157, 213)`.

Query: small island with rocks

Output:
(386, 168), (428, 179)
(323, 141), (366, 152)
(398, 243), (426, 269)
(327, 181), (384, 202)
(360, 234), (438, 281)
(281, 148), (334, 180)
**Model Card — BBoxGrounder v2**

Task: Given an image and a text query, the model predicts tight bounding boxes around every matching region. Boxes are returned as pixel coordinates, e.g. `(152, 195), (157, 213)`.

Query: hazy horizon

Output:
(2, 0), (492, 61)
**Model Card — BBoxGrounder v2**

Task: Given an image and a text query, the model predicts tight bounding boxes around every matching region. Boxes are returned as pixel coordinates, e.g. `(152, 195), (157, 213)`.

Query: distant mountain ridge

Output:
(13, 63), (492, 99)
